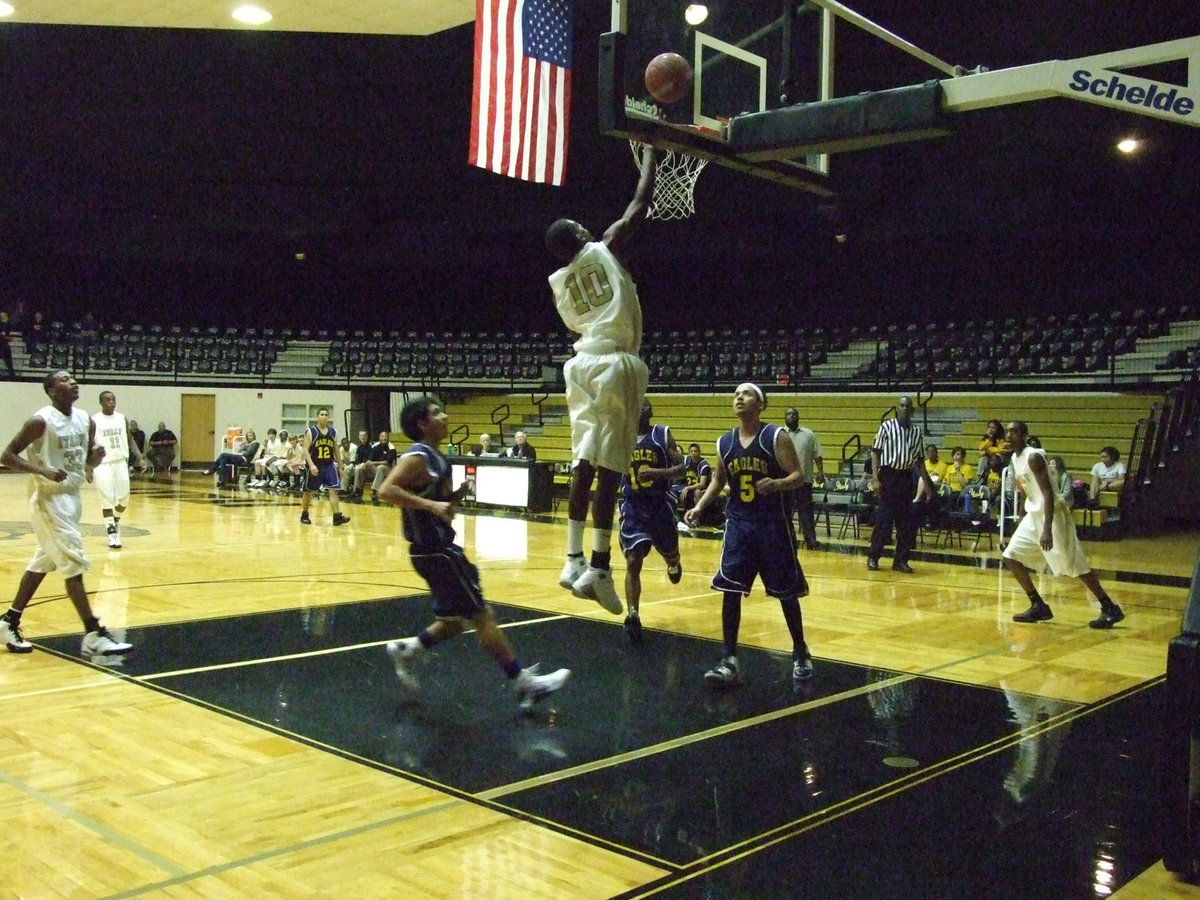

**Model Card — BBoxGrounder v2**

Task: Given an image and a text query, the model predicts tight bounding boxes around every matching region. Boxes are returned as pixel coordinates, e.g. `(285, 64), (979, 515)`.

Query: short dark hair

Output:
(400, 396), (438, 442)
(688, 443), (701, 452)
(1009, 420), (1028, 437)
(545, 218), (583, 261)
(43, 370), (66, 394)
(1101, 446), (1120, 460)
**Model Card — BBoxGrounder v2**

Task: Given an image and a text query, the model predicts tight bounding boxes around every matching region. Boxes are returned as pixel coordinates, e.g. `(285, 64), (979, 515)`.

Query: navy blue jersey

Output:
(307, 424), (338, 468)
(399, 442), (457, 550)
(620, 424), (673, 505)
(718, 423), (790, 523)
(682, 455), (712, 489)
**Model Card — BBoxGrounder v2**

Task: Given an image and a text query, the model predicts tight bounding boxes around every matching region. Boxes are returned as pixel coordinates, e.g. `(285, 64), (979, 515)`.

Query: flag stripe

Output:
(471, 0), (571, 186)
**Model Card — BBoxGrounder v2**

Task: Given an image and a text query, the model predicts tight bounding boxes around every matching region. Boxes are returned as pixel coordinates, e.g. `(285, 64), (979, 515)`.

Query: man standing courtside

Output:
(0, 371), (133, 658)
(783, 406), (826, 551)
(91, 390), (143, 548)
(545, 145), (656, 615)
(867, 396), (934, 574)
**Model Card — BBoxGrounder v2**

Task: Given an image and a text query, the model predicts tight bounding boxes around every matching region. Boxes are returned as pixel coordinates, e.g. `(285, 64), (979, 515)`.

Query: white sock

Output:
(592, 528), (612, 556)
(566, 520), (585, 557)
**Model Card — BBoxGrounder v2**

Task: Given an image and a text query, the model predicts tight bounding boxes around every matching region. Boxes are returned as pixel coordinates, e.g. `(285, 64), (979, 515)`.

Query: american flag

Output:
(470, 0), (572, 186)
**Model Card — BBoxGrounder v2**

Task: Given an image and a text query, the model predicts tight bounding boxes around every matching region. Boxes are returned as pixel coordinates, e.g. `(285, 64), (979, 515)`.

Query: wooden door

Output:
(180, 393), (215, 467)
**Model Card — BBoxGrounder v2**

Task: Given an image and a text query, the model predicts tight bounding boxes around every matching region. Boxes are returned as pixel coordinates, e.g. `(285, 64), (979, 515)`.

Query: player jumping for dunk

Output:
(545, 145), (657, 615)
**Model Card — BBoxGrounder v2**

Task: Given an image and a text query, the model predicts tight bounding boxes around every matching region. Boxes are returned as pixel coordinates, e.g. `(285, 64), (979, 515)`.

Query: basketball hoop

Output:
(630, 140), (708, 221)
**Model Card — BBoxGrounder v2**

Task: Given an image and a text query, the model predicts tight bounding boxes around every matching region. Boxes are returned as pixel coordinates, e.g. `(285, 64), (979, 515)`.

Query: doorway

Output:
(180, 393), (216, 468)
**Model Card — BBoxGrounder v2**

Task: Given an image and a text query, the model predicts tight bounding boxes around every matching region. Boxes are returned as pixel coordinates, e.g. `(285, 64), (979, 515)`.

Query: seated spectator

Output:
(1048, 455), (1075, 509)
(1089, 446), (1126, 499)
(344, 429), (372, 499)
(471, 433), (498, 457)
(977, 418), (1012, 471)
(147, 422), (178, 474)
(0, 312), (15, 379)
(23, 310), (47, 353)
(504, 431), (537, 461)
(983, 452), (1006, 499)
(279, 431), (308, 491)
(942, 447), (975, 494)
(678, 442), (712, 514)
(249, 428), (282, 486)
(204, 429), (262, 485)
(354, 430), (395, 501)
(128, 420), (147, 470)
(914, 446), (949, 525)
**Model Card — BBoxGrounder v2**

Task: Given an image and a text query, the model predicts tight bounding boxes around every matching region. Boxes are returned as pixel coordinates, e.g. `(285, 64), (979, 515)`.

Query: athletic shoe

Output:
(624, 613), (643, 645)
(1089, 604), (1125, 630)
(667, 562), (683, 584)
(792, 647), (814, 682)
(300, 512), (311, 525)
(515, 664), (571, 711)
(106, 525), (121, 549)
(386, 639), (421, 691)
(572, 566), (623, 615)
(332, 513), (350, 527)
(81, 628), (133, 657)
(1012, 601), (1054, 623)
(704, 656), (740, 688)
(0, 618), (33, 653)
(558, 555), (588, 590)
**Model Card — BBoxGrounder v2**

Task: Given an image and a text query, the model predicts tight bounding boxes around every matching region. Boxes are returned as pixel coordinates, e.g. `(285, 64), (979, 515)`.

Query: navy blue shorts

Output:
(619, 496), (680, 559)
(411, 544), (488, 619)
(305, 463), (342, 492)
(712, 514), (808, 599)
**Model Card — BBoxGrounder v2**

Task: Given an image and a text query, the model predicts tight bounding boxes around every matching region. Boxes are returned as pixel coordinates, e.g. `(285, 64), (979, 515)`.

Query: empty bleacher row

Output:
(317, 331), (567, 383)
(24, 323), (286, 378)
(8, 304), (1197, 388)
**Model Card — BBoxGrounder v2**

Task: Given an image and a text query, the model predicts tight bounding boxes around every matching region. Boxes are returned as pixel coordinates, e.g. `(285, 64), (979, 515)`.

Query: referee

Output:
(867, 396), (935, 573)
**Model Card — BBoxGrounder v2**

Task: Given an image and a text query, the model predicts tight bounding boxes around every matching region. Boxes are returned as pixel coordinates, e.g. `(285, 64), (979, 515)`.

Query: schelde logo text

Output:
(1068, 69), (1195, 117)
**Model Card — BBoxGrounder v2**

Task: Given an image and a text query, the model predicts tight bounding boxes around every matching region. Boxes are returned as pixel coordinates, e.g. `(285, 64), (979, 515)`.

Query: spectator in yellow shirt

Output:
(942, 447), (975, 494)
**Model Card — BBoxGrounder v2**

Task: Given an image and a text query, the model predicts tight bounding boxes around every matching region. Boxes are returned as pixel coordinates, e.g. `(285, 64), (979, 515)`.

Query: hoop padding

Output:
(630, 141), (708, 221)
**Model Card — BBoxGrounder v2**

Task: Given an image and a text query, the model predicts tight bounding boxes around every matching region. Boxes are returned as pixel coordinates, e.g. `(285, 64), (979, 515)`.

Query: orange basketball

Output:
(644, 52), (692, 105)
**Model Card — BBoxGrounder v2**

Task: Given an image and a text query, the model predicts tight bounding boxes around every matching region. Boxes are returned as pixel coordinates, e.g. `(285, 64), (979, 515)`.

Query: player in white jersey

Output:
(1003, 420), (1125, 629)
(91, 390), (143, 548)
(544, 145), (656, 615)
(0, 371), (134, 658)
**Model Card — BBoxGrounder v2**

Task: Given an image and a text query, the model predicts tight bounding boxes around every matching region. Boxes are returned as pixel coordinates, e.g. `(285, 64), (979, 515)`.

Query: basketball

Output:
(644, 52), (692, 105)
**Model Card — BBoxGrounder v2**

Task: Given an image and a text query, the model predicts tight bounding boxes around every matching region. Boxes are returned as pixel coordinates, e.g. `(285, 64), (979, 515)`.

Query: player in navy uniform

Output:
(678, 441), (714, 527)
(379, 397), (570, 710)
(299, 408), (349, 527)
(618, 401), (684, 644)
(685, 383), (813, 687)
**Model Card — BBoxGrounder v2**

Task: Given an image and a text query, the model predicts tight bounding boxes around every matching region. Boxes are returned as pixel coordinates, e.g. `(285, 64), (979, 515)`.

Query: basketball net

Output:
(630, 141), (708, 221)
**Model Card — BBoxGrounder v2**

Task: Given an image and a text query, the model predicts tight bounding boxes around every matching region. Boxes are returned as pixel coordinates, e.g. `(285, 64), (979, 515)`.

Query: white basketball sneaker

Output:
(514, 664), (571, 711)
(571, 566), (623, 615)
(386, 639), (422, 691)
(81, 628), (133, 657)
(0, 618), (33, 654)
(558, 555), (588, 590)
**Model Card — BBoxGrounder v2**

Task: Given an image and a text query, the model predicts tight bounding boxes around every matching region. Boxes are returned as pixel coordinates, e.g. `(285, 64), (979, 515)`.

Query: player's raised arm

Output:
(603, 145), (657, 255)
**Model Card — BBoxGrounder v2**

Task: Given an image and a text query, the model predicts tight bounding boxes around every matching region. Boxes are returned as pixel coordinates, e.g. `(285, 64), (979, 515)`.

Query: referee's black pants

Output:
(868, 466), (917, 564)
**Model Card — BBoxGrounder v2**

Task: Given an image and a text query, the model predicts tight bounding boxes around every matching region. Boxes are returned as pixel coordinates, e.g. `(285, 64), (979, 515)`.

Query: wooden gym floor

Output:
(0, 470), (1197, 899)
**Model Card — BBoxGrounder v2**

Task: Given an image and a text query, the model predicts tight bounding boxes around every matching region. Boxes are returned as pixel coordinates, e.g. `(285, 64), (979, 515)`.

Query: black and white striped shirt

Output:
(871, 418), (924, 470)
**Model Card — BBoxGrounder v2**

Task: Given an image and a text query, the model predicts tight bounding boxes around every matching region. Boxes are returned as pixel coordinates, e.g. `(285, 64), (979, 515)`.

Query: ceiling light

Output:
(685, 5), (708, 27)
(1116, 138), (1139, 154)
(232, 5), (272, 26)
(0, 3), (15, 17)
